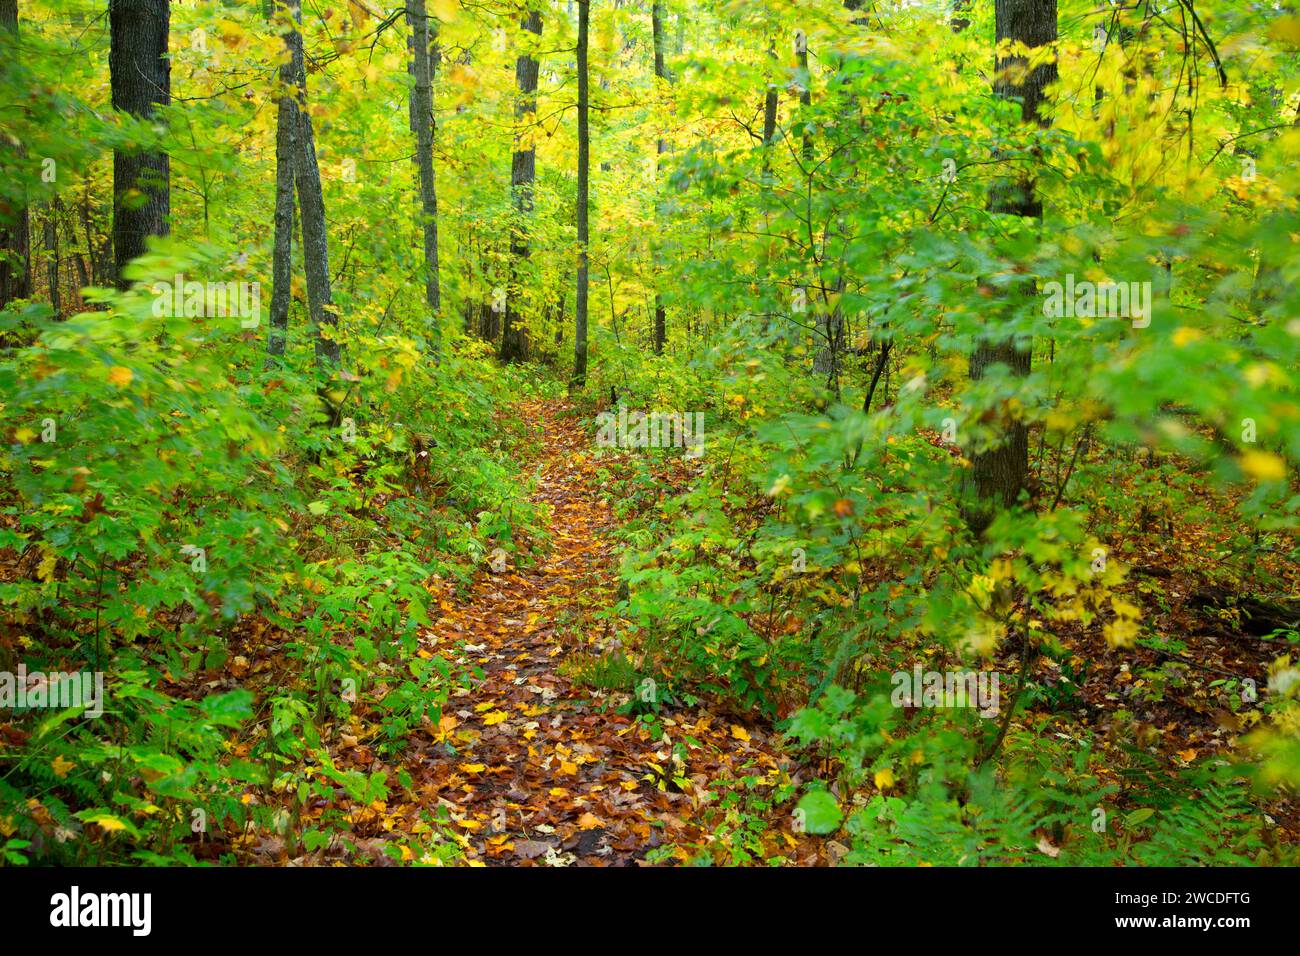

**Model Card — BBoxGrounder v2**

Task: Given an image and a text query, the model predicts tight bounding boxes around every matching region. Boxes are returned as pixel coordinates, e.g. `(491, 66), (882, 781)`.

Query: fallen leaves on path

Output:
(384, 399), (818, 865)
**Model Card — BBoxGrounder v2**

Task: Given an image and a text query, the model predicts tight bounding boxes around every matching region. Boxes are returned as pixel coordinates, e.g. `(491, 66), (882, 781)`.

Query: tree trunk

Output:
(43, 204), (59, 317)
(810, 2), (867, 392)
(962, 0), (1057, 533)
(267, 1), (296, 359)
(407, 0), (441, 357)
(650, 0), (673, 356)
(286, 0), (340, 368)
(572, 0), (590, 387)
(761, 39), (779, 183)
(0, 0), (30, 311)
(109, 0), (170, 288)
(81, 182), (107, 288)
(501, 6), (543, 364)
(796, 31), (812, 162)
(951, 0), (972, 32)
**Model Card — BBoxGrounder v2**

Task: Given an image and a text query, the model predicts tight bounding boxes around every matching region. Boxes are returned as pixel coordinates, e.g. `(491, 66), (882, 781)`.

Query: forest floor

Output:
(225, 399), (1296, 865)
(347, 398), (819, 866)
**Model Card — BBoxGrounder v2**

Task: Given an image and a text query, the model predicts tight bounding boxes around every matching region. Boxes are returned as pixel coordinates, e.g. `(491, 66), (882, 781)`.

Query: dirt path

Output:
(402, 399), (810, 865)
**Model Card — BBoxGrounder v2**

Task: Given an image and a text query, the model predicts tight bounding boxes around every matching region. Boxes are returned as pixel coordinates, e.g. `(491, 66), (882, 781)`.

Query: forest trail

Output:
(402, 399), (810, 865)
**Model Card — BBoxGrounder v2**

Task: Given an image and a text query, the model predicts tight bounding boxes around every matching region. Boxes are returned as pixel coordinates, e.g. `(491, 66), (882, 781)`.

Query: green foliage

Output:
(0, 245), (539, 862)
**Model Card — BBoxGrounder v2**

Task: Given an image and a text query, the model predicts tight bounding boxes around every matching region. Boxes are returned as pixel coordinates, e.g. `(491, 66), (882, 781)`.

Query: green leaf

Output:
(1125, 807), (1156, 827)
(797, 789), (843, 835)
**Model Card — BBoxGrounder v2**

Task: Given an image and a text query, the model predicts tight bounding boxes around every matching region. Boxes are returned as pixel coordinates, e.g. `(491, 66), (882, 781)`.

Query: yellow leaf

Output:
(1240, 450), (1286, 482)
(1269, 16), (1300, 45)
(768, 474), (792, 497)
(874, 767), (895, 790)
(482, 710), (508, 726)
(989, 558), (1015, 582)
(1105, 618), (1139, 649)
(730, 724), (750, 742)
(559, 760), (578, 775)
(459, 763), (486, 774)
(1111, 596), (1141, 619)
(107, 366), (133, 388)
(37, 547), (58, 583)
(51, 755), (75, 778)
(13, 427), (35, 444)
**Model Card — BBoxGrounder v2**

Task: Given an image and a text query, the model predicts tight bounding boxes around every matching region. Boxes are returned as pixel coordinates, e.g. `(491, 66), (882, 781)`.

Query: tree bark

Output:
(761, 39), (779, 182)
(43, 204), (59, 317)
(267, 1), (296, 359)
(501, 6), (543, 364)
(285, 0), (340, 368)
(109, 0), (170, 288)
(650, 0), (673, 356)
(407, 0), (441, 357)
(0, 0), (30, 310)
(962, 0), (1057, 533)
(810, 2), (868, 392)
(572, 0), (590, 387)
